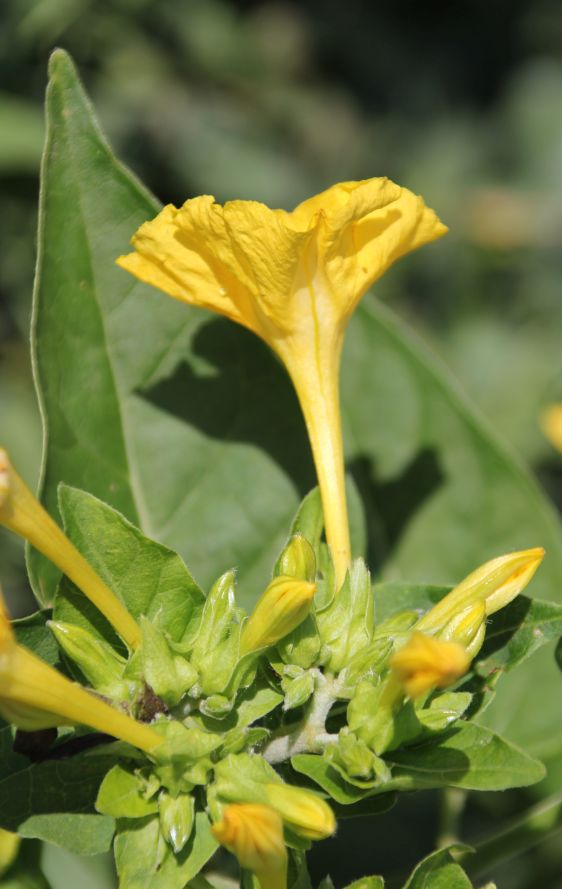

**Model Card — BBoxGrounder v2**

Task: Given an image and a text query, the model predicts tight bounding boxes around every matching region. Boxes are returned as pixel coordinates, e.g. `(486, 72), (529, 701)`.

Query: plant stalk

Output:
(461, 790), (562, 879)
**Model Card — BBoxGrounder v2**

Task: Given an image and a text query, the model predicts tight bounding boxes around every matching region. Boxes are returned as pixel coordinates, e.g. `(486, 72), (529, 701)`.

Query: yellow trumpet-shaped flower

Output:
(417, 547), (544, 635)
(240, 576), (316, 655)
(118, 179), (446, 587)
(264, 784), (336, 841)
(0, 589), (159, 751)
(0, 449), (140, 648)
(212, 803), (288, 889)
(390, 631), (470, 700)
(541, 404), (562, 454)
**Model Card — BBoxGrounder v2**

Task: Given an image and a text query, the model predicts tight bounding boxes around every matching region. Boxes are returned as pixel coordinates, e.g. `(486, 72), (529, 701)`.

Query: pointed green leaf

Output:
(54, 485), (204, 646)
(114, 811), (217, 889)
(401, 846), (473, 889)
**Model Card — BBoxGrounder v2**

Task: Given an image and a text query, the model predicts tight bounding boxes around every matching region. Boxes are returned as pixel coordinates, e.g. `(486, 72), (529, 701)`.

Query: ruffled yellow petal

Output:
(118, 202), (248, 329)
(289, 177), (447, 319)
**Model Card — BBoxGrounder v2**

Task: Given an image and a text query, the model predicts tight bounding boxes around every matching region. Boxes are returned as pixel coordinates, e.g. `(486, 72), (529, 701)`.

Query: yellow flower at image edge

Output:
(0, 449), (141, 649)
(390, 631), (470, 700)
(0, 587), (160, 752)
(118, 179), (447, 588)
(541, 404), (562, 455)
(213, 804), (288, 889)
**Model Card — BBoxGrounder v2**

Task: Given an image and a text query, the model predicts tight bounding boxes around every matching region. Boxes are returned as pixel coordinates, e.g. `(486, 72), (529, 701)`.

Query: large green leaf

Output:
(31, 50), (562, 752)
(293, 723), (544, 798)
(0, 724), (115, 852)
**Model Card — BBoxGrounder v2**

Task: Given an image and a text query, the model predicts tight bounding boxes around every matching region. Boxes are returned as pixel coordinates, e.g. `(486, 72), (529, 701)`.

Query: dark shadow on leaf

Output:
(139, 318), (445, 565)
(478, 595), (533, 660)
(349, 449), (444, 571)
(139, 318), (316, 499)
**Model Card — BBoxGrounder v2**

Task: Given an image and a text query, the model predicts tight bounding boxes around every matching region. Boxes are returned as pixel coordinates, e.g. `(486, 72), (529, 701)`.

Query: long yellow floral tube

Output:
(0, 590), (159, 751)
(118, 179), (447, 588)
(0, 449), (141, 649)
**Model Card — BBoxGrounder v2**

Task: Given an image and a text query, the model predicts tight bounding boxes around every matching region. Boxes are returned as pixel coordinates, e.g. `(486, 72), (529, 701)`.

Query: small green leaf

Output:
(274, 534), (316, 582)
(114, 811), (217, 889)
(317, 559), (373, 673)
(190, 571), (244, 696)
(288, 489), (323, 559)
(401, 846), (474, 889)
(343, 878), (385, 889)
(139, 618), (196, 706)
(18, 813), (115, 857)
(416, 692), (472, 734)
(282, 670), (315, 711)
(291, 754), (381, 805)
(96, 764), (159, 819)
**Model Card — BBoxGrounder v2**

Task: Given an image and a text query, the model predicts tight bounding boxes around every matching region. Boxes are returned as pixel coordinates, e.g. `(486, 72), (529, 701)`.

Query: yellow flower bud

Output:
(417, 548), (544, 634)
(118, 180), (446, 588)
(0, 449), (140, 648)
(212, 804), (288, 889)
(541, 404), (562, 454)
(264, 783), (336, 840)
(0, 589), (159, 751)
(390, 631), (470, 700)
(240, 576), (315, 655)
(440, 601), (487, 658)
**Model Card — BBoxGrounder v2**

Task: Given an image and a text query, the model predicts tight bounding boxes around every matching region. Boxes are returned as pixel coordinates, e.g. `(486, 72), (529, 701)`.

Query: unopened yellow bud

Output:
(264, 784), (336, 840)
(541, 404), (562, 454)
(240, 577), (315, 655)
(0, 589), (159, 751)
(418, 548), (544, 634)
(212, 804), (287, 889)
(0, 449), (140, 649)
(0, 829), (19, 876)
(390, 632), (470, 700)
(440, 601), (487, 658)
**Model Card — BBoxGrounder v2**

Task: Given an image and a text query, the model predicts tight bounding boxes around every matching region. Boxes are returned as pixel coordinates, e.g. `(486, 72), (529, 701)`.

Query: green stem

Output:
(461, 791), (562, 879)
(262, 671), (338, 764)
(437, 788), (466, 848)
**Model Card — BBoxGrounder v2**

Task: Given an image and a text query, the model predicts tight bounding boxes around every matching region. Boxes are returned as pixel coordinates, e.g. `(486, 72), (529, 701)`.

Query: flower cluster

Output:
(0, 178), (547, 889)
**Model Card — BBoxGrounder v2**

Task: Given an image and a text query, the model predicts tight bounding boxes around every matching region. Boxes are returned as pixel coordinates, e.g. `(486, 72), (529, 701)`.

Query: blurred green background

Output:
(1, 1), (562, 887)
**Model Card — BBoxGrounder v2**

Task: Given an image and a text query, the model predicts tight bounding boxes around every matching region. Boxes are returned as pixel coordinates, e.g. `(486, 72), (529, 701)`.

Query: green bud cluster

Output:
(40, 488), (544, 884)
